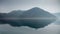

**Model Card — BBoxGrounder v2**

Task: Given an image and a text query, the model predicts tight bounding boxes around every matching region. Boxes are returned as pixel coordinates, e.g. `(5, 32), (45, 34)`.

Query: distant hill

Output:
(7, 10), (24, 17)
(54, 13), (60, 25)
(54, 13), (60, 17)
(0, 7), (56, 29)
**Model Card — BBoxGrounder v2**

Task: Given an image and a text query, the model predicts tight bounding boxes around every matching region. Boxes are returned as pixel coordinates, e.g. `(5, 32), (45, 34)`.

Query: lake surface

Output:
(0, 23), (60, 34)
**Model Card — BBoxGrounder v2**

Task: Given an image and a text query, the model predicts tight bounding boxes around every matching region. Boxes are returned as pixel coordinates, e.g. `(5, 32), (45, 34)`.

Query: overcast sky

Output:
(0, 0), (59, 13)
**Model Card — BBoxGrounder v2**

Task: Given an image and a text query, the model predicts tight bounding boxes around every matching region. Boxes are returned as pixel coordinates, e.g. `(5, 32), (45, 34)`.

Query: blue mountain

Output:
(0, 7), (56, 29)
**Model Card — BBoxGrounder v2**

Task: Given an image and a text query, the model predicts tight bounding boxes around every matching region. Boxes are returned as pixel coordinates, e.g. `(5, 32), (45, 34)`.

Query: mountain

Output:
(21, 7), (57, 28)
(0, 13), (7, 24)
(7, 10), (24, 17)
(54, 13), (60, 17)
(0, 7), (57, 29)
(54, 13), (60, 25)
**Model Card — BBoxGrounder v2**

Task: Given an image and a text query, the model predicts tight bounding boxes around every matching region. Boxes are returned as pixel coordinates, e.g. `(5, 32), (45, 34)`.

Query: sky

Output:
(0, 0), (59, 13)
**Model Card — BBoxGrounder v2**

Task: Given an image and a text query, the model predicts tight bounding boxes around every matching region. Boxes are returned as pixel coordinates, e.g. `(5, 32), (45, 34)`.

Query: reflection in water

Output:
(0, 23), (59, 34)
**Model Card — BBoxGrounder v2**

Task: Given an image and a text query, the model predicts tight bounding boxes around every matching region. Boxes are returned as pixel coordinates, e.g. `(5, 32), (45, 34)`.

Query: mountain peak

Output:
(28, 7), (45, 13)
(31, 7), (41, 10)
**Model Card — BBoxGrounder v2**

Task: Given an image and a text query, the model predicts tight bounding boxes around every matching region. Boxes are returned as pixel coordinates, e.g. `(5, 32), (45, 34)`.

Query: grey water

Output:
(0, 21), (60, 34)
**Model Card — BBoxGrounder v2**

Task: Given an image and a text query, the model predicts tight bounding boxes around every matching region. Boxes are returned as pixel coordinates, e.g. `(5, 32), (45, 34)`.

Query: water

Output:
(0, 23), (60, 34)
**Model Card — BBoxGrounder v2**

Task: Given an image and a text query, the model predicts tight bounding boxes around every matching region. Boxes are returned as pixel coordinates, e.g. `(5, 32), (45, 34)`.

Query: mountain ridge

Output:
(0, 7), (57, 29)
